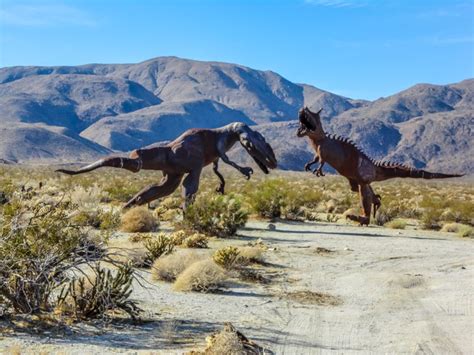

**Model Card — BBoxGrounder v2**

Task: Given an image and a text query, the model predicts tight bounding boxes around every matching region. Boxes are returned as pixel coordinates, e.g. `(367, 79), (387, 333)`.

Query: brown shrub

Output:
(173, 260), (226, 292)
(151, 250), (201, 282)
(120, 207), (158, 233)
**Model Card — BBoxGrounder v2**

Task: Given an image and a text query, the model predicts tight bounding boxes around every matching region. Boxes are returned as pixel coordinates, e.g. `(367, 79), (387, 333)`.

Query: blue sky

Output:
(1, 0), (473, 99)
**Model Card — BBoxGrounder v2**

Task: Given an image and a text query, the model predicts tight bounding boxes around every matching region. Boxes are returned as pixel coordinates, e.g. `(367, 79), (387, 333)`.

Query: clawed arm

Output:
(217, 143), (253, 180)
(304, 155), (319, 171)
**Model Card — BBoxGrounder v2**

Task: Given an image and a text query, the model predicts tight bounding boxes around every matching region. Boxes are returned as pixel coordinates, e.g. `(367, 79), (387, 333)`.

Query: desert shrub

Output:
(57, 263), (140, 320)
(173, 260), (226, 292)
(0, 199), (108, 314)
(374, 207), (397, 226)
(120, 207), (158, 233)
(151, 250), (201, 282)
(199, 323), (268, 354)
(170, 230), (188, 246)
(72, 209), (120, 230)
(182, 233), (208, 248)
(441, 223), (473, 238)
(386, 219), (407, 229)
(246, 179), (289, 218)
(179, 193), (248, 237)
(459, 226), (473, 238)
(143, 233), (175, 265)
(213, 246), (242, 269)
(421, 208), (443, 230)
(98, 210), (121, 230)
(128, 233), (151, 243)
(154, 197), (182, 221)
(103, 181), (137, 203)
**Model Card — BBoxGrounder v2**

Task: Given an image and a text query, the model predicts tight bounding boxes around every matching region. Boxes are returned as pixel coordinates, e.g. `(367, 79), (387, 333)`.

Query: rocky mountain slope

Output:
(0, 57), (472, 173)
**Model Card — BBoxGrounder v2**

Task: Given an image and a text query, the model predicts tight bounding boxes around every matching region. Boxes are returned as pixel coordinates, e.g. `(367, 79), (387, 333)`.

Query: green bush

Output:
(179, 193), (248, 237)
(246, 179), (289, 218)
(0, 199), (99, 313)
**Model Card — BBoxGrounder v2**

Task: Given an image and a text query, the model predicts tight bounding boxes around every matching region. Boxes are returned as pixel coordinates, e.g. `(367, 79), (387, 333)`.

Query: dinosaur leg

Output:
(123, 173), (183, 209)
(56, 156), (143, 175)
(348, 178), (359, 192)
(346, 184), (371, 226)
(182, 169), (202, 209)
(368, 185), (382, 218)
(304, 155), (319, 172)
(312, 161), (326, 177)
(213, 160), (225, 194)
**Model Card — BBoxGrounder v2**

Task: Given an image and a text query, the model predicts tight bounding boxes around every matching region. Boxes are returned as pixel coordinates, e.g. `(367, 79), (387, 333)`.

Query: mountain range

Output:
(0, 56), (472, 173)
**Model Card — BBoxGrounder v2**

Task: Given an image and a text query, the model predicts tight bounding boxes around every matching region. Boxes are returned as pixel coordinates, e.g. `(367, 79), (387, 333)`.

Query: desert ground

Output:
(1, 218), (473, 354)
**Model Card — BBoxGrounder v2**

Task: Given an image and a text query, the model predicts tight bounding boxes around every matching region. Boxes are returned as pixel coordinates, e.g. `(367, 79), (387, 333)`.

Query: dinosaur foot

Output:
(312, 168), (325, 177)
(346, 214), (370, 226)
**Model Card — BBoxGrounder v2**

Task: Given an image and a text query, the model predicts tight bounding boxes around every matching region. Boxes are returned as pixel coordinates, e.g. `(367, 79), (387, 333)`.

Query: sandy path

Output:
(1, 221), (473, 354)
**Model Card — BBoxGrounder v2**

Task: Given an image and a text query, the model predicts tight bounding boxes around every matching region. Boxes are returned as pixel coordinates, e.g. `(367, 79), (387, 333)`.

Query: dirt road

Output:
(2, 221), (473, 354)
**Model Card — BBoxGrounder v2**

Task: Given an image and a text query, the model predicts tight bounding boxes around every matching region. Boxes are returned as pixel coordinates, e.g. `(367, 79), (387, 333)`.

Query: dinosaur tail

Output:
(377, 162), (463, 180)
(56, 156), (141, 175)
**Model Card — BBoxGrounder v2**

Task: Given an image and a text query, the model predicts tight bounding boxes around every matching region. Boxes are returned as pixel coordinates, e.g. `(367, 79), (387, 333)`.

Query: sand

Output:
(1, 220), (473, 354)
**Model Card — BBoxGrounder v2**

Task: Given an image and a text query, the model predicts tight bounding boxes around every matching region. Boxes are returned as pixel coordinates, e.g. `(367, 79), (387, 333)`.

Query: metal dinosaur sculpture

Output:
(57, 122), (277, 209)
(296, 107), (463, 225)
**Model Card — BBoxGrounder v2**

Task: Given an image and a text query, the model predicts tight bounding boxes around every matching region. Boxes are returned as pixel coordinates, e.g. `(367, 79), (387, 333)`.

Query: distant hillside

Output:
(0, 57), (472, 173)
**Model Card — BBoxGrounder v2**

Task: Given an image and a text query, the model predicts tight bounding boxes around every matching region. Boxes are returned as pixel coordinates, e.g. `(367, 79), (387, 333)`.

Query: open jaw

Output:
(240, 131), (278, 173)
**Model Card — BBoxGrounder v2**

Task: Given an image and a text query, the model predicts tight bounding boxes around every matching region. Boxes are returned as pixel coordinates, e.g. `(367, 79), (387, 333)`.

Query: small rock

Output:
(267, 223), (276, 231)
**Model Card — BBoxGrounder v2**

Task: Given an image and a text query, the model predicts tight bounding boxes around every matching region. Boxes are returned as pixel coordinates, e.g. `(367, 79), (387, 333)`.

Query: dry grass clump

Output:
(237, 246), (264, 264)
(192, 322), (270, 354)
(151, 250), (201, 282)
(286, 290), (342, 306)
(386, 219), (407, 229)
(173, 260), (226, 292)
(120, 207), (158, 233)
(441, 223), (473, 238)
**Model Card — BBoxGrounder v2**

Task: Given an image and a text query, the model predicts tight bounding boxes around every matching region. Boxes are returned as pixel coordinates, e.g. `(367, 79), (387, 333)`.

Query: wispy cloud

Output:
(0, 3), (96, 27)
(304, 0), (368, 8)
(426, 36), (474, 46)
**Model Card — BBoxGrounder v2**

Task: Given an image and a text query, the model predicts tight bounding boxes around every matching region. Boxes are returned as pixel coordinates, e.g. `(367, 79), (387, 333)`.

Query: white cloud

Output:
(0, 3), (96, 27)
(304, 0), (368, 8)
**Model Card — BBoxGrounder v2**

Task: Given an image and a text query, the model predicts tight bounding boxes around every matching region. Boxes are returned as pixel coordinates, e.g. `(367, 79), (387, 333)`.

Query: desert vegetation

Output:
(0, 164), (472, 352)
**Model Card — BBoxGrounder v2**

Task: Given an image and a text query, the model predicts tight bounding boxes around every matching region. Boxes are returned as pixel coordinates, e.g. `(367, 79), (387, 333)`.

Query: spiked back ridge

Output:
(325, 133), (413, 171)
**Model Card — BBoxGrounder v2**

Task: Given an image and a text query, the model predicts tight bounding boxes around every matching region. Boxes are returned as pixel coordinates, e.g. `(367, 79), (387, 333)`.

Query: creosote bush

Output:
(179, 193), (248, 237)
(120, 207), (158, 233)
(0, 195), (139, 319)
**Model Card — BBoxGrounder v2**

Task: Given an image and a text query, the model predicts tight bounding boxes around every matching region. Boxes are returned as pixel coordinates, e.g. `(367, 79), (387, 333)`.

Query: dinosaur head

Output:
(296, 107), (324, 138)
(237, 124), (277, 174)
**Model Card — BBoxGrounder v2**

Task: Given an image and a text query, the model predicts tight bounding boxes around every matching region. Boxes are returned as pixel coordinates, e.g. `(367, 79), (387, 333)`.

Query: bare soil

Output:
(1, 220), (473, 354)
